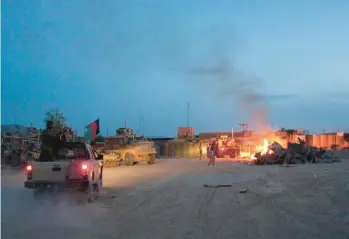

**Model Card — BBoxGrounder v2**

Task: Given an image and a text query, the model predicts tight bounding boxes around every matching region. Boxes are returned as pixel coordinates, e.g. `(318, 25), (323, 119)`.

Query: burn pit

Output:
(240, 135), (342, 165)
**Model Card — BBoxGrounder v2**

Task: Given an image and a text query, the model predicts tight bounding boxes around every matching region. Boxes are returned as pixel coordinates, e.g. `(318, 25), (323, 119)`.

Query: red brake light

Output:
(82, 164), (88, 170)
(221, 147), (224, 150)
(26, 165), (32, 171)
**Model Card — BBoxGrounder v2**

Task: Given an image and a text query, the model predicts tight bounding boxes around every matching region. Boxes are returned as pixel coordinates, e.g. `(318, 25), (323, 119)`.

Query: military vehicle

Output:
(102, 128), (157, 167)
(1, 126), (77, 166)
(24, 141), (103, 203)
(215, 135), (240, 158)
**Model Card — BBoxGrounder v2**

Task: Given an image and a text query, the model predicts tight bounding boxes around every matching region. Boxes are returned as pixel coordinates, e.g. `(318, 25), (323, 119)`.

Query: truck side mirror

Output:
(97, 153), (104, 160)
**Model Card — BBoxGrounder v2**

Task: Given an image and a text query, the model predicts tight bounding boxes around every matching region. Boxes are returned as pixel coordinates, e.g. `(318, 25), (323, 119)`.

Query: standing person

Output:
(208, 140), (216, 167)
(199, 142), (203, 160)
(41, 121), (59, 147)
(40, 121), (61, 160)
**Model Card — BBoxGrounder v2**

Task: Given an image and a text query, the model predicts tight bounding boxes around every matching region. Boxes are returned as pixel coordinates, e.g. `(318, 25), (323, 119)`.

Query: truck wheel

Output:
(99, 167), (103, 188)
(87, 182), (97, 203)
(125, 152), (134, 166)
(147, 154), (156, 164)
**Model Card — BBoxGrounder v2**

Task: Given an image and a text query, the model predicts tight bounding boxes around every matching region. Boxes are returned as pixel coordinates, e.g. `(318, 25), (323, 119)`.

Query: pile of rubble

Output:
(253, 138), (343, 165)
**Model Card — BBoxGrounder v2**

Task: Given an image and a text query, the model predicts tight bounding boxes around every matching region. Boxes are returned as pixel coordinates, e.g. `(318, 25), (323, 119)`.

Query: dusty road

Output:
(2, 157), (349, 239)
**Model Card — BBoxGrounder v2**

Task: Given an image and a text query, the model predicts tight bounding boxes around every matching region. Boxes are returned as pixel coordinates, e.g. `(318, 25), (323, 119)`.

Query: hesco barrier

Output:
(168, 142), (174, 157)
(162, 134), (346, 158)
(336, 135), (344, 146)
(306, 134), (345, 149)
(162, 141), (209, 158)
(320, 134), (328, 148)
(174, 143), (180, 157)
(305, 135), (313, 147)
(313, 135), (321, 148)
(164, 143), (169, 157)
(180, 143), (185, 157)
(183, 143), (189, 157)
(328, 134), (336, 147)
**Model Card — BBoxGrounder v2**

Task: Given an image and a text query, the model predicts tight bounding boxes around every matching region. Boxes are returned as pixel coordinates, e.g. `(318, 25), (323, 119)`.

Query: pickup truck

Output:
(24, 142), (103, 203)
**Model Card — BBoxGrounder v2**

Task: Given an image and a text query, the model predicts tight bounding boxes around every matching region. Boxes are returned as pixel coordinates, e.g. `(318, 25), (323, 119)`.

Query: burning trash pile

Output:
(252, 138), (342, 165)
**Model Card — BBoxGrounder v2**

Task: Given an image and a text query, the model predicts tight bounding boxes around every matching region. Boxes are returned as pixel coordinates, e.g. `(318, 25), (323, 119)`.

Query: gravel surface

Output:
(2, 157), (349, 239)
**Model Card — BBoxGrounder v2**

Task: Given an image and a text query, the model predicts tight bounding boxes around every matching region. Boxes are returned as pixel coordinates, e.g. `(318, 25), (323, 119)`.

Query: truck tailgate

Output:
(31, 161), (70, 182)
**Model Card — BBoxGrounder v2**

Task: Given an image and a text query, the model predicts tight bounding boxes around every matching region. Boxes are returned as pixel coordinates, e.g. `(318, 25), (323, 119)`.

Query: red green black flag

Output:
(84, 119), (100, 141)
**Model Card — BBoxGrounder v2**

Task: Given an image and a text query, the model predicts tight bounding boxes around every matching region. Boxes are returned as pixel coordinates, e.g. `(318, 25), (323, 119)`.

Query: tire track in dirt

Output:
(99, 178), (185, 238)
(195, 188), (217, 239)
(240, 173), (297, 238)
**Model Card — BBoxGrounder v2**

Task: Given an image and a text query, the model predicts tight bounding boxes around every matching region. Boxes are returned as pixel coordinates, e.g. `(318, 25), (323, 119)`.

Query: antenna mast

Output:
(187, 102), (190, 128)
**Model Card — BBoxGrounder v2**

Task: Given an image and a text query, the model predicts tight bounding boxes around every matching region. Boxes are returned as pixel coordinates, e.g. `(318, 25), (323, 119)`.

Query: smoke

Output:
(147, 10), (272, 131)
(183, 58), (271, 132)
(6, 191), (107, 238)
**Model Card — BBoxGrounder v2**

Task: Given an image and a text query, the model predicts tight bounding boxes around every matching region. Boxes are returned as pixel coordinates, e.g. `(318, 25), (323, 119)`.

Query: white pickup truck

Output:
(24, 142), (103, 203)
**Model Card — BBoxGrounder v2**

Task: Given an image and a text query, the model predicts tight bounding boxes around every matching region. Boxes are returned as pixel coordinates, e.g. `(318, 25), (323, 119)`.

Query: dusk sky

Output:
(2, 0), (349, 136)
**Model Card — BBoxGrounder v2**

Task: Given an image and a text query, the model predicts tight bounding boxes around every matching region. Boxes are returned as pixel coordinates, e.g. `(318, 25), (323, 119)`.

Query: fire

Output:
(240, 151), (251, 158)
(238, 135), (284, 160)
(249, 139), (273, 159)
(239, 139), (271, 159)
(260, 139), (272, 155)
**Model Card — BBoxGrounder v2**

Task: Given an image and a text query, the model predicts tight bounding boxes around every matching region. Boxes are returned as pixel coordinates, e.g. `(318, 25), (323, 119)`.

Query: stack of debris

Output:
(253, 138), (341, 165)
(254, 141), (287, 165)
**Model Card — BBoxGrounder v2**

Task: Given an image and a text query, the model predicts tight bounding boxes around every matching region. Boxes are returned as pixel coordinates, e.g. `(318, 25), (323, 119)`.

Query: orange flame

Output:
(260, 139), (273, 155)
(248, 139), (273, 159)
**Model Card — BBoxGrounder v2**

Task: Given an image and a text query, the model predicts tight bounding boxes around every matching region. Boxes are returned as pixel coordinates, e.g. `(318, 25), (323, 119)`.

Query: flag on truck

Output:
(84, 119), (100, 141)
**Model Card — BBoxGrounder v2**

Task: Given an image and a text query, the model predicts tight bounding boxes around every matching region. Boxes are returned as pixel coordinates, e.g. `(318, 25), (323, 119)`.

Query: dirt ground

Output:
(2, 157), (349, 239)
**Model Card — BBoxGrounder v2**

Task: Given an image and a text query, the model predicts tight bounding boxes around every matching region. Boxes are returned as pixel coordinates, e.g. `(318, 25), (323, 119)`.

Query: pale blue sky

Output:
(2, 0), (349, 136)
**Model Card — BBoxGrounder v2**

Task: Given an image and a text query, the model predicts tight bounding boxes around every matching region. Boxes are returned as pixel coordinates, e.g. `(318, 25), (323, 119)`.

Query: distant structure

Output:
(1, 124), (31, 137)
(177, 127), (195, 138)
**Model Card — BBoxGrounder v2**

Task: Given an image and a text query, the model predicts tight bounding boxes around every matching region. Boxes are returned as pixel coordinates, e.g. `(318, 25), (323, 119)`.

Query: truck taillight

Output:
(82, 164), (88, 170)
(81, 164), (88, 180)
(26, 165), (32, 172)
(221, 147), (225, 150)
(26, 164), (33, 180)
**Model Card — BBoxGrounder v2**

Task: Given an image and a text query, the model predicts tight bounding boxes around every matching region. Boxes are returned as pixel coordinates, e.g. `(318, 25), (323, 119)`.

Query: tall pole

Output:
(142, 115), (145, 137)
(187, 102), (190, 128)
(138, 109), (142, 135)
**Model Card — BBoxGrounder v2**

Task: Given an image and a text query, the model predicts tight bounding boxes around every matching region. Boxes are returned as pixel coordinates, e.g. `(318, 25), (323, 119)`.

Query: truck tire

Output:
(125, 152), (134, 166)
(99, 166), (103, 188)
(147, 154), (156, 164)
(87, 182), (95, 203)
(87, 181), (100, 203)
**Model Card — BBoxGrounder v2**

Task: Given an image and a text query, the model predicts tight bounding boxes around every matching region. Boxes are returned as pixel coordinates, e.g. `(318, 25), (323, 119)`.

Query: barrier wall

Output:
(174, 143), (180, 157)
(305, 135), (313, 147)
(336, 135), (344, 147)
(161, 134), (346, 158)
(164, 143), (169, 157)
(313, 135), (321, 148)
(180, 143), (185, 157)
(320, 134), (328, 148)
(328, 134), (336, 147)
